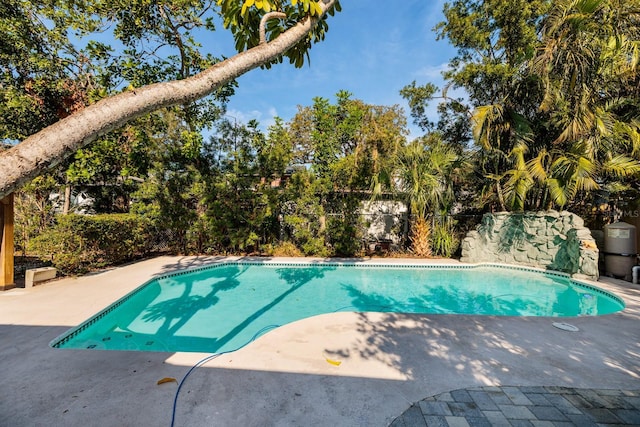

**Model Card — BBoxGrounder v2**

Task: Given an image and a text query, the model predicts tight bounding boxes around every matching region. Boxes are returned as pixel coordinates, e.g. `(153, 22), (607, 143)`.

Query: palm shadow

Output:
(207, 265), (336, 351)
(136, 263), (336, 353)
(142, 270), (244, 336)
(341, 281), (557, 318)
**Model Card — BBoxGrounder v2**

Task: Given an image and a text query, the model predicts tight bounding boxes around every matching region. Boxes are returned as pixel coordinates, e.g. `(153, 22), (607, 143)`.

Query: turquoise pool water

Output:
(51, 262), (625, 353)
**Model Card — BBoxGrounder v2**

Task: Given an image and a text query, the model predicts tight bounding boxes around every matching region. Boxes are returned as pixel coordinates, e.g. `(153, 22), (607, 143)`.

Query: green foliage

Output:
(400, 81), (438, 131)
(128, 112), (293, 255)
(436, 0), (547, 105)
(257, 117), (294, 178)
(370, 130), (467, 252)
(286, 92), (408, 255)
(28, 214), (153, 274)
(204, 119), (278, 253)
(326, 197), (364, 257)
(1, 0), (235, 219)
(13, 176), (60, 253)
(0, 0), (89, 140)
(262, 241), (303, 257)
(217, 0), (341, 68)
(393, 133), (463, 219)
(432, 0), (548, 211)
(290, 91), (406, 188)
(0, 0), (231, 144)
(528, 0), (640, 209)
(430, 218), (460, 258)
(130, 110), (212, 254)
(280, 169), (328, 256)
(432, 0), (640, 213)
(8, 0), (640, 269)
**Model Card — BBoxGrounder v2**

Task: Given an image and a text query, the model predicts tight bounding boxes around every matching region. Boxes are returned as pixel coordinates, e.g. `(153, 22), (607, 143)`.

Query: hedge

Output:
(29, 214), (154, 274)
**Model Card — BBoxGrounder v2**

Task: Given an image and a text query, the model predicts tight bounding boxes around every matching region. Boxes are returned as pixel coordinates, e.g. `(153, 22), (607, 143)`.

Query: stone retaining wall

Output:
(460, 211), (599, 279)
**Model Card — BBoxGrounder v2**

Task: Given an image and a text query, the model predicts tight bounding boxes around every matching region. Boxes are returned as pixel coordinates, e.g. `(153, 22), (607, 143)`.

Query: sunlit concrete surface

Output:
(1, 256), (638, 426)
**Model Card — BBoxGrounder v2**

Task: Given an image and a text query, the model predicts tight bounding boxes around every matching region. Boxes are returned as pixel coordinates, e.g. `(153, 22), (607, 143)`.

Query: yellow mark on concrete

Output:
(323, 352), (342, 366)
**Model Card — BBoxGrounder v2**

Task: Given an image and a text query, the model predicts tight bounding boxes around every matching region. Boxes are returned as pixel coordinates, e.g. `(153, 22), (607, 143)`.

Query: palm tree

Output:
(471, 103), (536, 211)
(529, 0), (640, 208)
(390, 133), (463, 256)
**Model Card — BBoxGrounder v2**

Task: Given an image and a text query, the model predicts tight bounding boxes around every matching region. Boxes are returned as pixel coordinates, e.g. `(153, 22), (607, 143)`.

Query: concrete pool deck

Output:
(0, 256), (638, 426)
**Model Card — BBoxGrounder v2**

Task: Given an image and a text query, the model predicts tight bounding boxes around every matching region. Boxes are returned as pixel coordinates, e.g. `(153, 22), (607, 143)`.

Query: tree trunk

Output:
(0, 194), (15, 290)
(63, 185), (71, 215)
(496, 180), (507, 211)
(0, 1), (336, 200)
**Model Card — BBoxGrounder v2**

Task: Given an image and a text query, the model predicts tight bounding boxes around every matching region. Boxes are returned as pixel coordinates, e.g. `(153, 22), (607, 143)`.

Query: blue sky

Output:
(208, 1), (459, 139)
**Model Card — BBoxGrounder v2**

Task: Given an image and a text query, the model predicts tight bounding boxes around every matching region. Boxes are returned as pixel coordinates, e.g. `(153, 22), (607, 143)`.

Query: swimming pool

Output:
(51, 262), (625, 353)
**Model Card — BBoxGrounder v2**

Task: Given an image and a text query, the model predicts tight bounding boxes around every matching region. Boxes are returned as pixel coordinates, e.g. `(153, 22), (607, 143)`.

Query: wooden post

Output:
(1, 193), (15, 290)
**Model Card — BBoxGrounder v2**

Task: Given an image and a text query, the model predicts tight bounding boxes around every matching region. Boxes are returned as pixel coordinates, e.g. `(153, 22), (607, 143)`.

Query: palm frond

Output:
(504, 169), (535, 211)
(602, 181), (633, 194)
(472, 104), (505, 150)
(601, 155), (640, 177)
(547, 178), (570, 208)
(526, 149), (550, 181)
(613, 120), (640, 157)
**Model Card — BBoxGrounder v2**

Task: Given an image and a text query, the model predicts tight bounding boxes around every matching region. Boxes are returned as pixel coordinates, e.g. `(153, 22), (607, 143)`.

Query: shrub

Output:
(263, 241), (304, 257)
(326, 214), (364, 257)
(29, 214), (153, 274)
(282, 213), (328, 257)
(430, 219), (460, 258)
(301, 237), (329, 257)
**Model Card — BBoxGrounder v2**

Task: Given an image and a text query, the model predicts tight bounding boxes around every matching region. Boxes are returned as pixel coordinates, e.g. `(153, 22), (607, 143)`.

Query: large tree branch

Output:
(0, 0), (336, 199)
(260, 12), (288, 44)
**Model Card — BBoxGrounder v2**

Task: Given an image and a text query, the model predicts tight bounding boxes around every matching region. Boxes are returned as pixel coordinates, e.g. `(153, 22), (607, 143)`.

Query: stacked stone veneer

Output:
(461, 211), (599, 280)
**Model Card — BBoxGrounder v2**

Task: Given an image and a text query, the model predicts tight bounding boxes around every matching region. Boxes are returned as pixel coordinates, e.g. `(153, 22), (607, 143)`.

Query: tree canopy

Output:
(0, 0), (341, 199)
(423, 0), (640, 212)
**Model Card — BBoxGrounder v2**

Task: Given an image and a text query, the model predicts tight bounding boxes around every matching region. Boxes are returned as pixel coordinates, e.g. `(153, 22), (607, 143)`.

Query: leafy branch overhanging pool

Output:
(51, 262), (625, 353)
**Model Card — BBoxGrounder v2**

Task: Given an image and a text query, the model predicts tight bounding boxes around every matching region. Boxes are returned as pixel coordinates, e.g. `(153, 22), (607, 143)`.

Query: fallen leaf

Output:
(325, 357), (341, 366)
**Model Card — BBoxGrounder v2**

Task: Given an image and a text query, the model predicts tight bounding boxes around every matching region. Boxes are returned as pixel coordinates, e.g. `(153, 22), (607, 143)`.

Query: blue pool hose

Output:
(170, 324), (280, 427)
